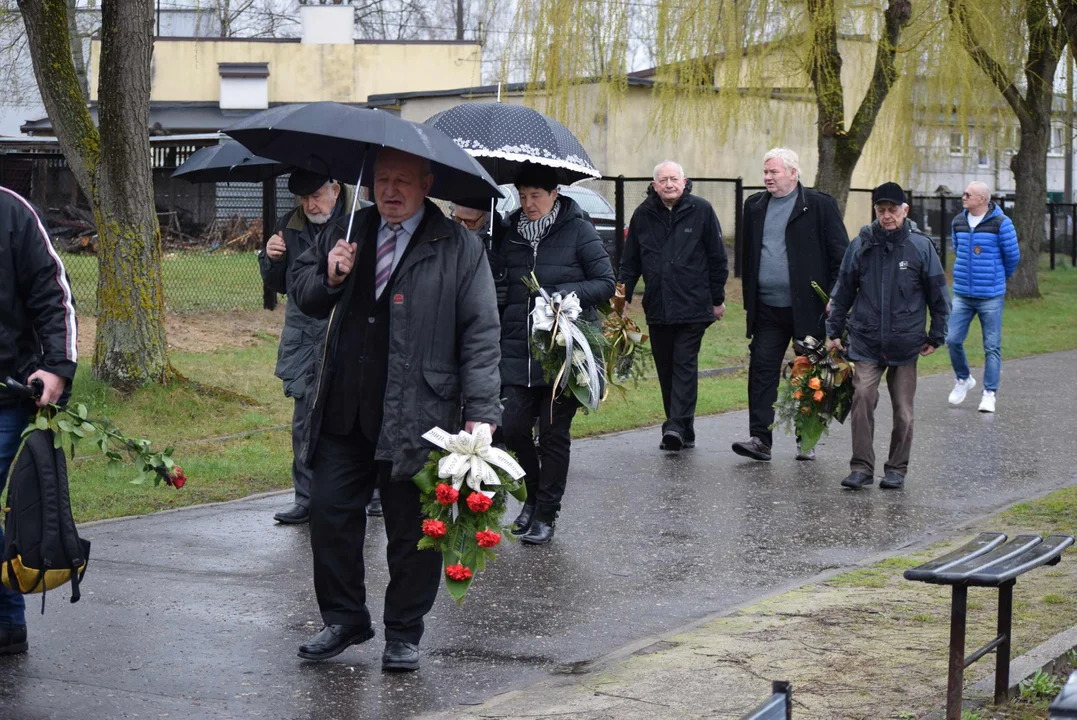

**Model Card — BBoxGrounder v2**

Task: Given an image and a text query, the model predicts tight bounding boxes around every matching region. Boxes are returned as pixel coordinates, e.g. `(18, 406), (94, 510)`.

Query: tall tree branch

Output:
(948, 0), (1032, 126)
(846, 0), (913, 151)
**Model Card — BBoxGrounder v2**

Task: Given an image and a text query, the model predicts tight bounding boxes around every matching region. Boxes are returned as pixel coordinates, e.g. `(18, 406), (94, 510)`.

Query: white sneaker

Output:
(948, 377), (976, 405)
(979, 391), (996, 413)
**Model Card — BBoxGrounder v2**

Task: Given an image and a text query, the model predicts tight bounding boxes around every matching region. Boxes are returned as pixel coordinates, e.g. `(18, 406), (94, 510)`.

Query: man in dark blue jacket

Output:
(0, 184), (78, 654)
(619, 160), (728, 452)
(826, 182), (950, 491)
(946, 182), (1019, 414)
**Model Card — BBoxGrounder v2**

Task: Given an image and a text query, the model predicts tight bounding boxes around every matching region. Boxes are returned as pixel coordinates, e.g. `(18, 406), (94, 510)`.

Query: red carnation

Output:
(445, 563), (472, 581)
(466, 492), (493, 513)
(475, 530), (501, 548)
(422, 519), (447, 539)
(435, 483), (459, 505)
(171, 466), (187, 489)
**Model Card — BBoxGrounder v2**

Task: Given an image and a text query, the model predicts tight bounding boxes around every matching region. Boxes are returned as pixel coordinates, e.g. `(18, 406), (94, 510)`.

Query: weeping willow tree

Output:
(508, 0), (924, 212)
(926, 0), (1074, 298)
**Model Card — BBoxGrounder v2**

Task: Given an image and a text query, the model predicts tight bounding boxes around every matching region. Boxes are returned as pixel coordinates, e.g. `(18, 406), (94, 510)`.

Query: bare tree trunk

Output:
(19, 0), (170, 387)
(809, 0), (912, 213)
(456, 0), (464, 40)
(1010, 126), (1049, 296)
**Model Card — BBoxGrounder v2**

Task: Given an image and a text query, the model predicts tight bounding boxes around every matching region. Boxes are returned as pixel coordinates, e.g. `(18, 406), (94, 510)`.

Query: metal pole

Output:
(613, 175), (625, 276)
(261, 178), (278, 311)
(1050, 203), (1057, 270)
(1071, 203), (1076, 266)
(994, 582), (1014, 704)
(734, 177), (744, 278)
(947, 585), (968, 720)
(1067, 53), (1074, 204)
(941, 197), (949, 269)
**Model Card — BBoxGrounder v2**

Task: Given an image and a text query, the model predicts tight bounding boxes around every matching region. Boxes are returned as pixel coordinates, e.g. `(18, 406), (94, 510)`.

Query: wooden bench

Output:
(740, 681), (791, 720)
(904, 532), (1074, 720)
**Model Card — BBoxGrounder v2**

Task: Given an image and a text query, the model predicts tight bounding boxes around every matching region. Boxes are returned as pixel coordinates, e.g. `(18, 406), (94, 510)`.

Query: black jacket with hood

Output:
(0, 186), (77, 408)
(618, 180), (728, 325)
(826, 220), (951, 366)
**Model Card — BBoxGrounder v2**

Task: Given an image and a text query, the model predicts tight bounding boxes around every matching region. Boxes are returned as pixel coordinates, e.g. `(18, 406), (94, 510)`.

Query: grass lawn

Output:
(48, 267), (1077, 522)
(61, 251), (265, 314)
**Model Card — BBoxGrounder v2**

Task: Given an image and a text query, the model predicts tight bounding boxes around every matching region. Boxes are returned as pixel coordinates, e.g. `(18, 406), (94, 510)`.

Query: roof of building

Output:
(18, 100), (365, 136)
(365, 77), (655, 108)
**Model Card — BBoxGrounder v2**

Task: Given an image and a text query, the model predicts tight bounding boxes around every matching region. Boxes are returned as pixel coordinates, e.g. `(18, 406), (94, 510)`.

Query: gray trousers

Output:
(849, 358), (918, 477)
(291, 392), (313, 508)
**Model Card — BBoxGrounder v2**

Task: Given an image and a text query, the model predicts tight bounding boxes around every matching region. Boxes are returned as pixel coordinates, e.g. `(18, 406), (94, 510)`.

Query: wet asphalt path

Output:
(1, 351), (1075, 719)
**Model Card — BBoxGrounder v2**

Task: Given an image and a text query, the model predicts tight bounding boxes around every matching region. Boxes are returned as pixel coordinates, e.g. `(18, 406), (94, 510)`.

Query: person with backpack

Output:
(0, 184), (78, 655)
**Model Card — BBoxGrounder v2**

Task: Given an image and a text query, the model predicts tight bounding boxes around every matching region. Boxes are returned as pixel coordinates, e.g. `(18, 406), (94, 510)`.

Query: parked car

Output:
(496, 184), (619, 257)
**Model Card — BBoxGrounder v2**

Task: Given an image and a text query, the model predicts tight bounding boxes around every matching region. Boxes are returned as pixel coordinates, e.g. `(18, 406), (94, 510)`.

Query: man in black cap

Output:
(259, 170), (383, 523)
(826, 182), (950, 491)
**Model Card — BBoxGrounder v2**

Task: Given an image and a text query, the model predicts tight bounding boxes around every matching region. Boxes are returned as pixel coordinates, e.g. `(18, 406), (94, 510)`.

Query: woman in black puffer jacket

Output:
(495, 164), (615, 546)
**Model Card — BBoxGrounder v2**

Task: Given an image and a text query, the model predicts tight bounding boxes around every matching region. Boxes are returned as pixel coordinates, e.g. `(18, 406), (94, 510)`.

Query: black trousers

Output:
(310, 427), (441, 645)
(649, 322), (710, 442)
(498, 385), (578, 517)
(747, 303), (796, 447)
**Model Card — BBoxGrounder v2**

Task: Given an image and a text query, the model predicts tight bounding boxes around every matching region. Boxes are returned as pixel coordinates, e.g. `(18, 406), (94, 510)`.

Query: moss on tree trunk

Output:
(18, 0), (169, 387)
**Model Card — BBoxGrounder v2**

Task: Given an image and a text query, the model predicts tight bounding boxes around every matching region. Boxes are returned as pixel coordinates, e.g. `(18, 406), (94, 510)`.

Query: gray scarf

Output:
(517, 199), (561, 246)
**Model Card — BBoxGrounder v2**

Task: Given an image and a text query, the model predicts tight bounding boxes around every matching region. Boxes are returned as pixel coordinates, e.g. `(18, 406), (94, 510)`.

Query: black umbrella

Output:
(171, 140), (289, 183)
(221, 102), (503, 207)
(423, 102), (601, 185)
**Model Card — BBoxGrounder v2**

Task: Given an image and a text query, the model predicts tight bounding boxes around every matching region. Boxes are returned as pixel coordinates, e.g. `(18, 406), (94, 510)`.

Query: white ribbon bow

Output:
(530, 290), (603, 411)
(422, 424), (525, 521)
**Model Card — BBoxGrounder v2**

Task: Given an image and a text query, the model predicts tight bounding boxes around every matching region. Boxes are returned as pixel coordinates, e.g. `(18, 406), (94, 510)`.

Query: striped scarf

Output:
(517, 199), (561, 246)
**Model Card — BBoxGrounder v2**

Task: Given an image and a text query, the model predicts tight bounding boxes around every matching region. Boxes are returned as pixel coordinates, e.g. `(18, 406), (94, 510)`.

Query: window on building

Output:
(977, 149), (990, 168)
(1049, 125), (1066, 157)
(949, 131), (966, 156)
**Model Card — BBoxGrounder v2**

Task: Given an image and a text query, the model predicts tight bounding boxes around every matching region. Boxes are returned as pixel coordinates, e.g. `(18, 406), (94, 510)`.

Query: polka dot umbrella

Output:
(424, 103), (602, 186)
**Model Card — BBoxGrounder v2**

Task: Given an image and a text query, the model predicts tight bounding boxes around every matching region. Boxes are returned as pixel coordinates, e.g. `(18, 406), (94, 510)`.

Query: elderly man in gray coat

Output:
(290, 148), (502, 672)
(259, 170), (384, 523)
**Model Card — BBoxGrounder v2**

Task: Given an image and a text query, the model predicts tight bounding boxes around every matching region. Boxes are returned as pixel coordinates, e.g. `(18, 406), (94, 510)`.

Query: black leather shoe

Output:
(660, 430), (684, 451)
(382, 640), (420, 672)
(840, 471), (875, 490)
(520, 518), (555, 545)
(274, 504), (309, 525)
(732, 437), (771, 461)
(511, 502), (536, 536)
(297, 624), (375, 661)
(0, 624), (27, 656)
(682, 438), (696, 449)
(366, 489), (383, 518)
(880, 472), (905, 490)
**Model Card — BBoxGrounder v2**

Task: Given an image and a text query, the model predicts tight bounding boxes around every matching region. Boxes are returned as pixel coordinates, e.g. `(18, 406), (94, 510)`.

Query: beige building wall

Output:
(89, 39), (483, 104)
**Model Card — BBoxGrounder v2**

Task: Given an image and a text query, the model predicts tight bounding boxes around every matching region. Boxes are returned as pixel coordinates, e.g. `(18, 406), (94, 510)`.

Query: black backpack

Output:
(2, 427), (90, 611)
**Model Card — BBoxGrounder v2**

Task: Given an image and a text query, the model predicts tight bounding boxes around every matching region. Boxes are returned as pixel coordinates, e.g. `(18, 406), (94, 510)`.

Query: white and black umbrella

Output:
(424, 102), (601, 185)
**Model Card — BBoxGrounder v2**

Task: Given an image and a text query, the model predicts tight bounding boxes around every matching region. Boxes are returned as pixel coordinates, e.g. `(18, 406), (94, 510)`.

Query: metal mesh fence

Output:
(0, 147), (296, 315)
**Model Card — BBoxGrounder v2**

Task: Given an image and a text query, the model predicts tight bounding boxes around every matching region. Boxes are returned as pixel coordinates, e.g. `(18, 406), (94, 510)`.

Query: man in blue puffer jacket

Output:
(947, 182), (1020, 414)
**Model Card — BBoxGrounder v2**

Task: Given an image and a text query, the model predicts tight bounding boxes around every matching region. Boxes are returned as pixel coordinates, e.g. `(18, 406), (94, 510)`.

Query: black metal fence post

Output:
(1072, 203), (1077, 266)
(613, 175), (625, 276)
(1050, 203), (1057, 270)
(261, 178), (277, 311)
(940, 196), (950, 269)
(734, 177), (744, 278)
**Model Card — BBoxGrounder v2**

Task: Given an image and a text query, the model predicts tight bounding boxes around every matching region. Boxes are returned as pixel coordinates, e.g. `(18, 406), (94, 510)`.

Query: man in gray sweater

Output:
(732, 148), (849, 462)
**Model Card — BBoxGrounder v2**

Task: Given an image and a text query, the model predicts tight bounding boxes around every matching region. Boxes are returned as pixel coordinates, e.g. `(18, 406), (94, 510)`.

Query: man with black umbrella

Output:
(259, 170), (383, 524)
(290, 148), (502, 671)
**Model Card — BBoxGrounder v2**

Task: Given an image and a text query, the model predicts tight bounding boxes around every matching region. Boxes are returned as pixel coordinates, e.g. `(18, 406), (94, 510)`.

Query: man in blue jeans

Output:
(947, 182), (1019, 414)
(0, 184), (78, 654)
